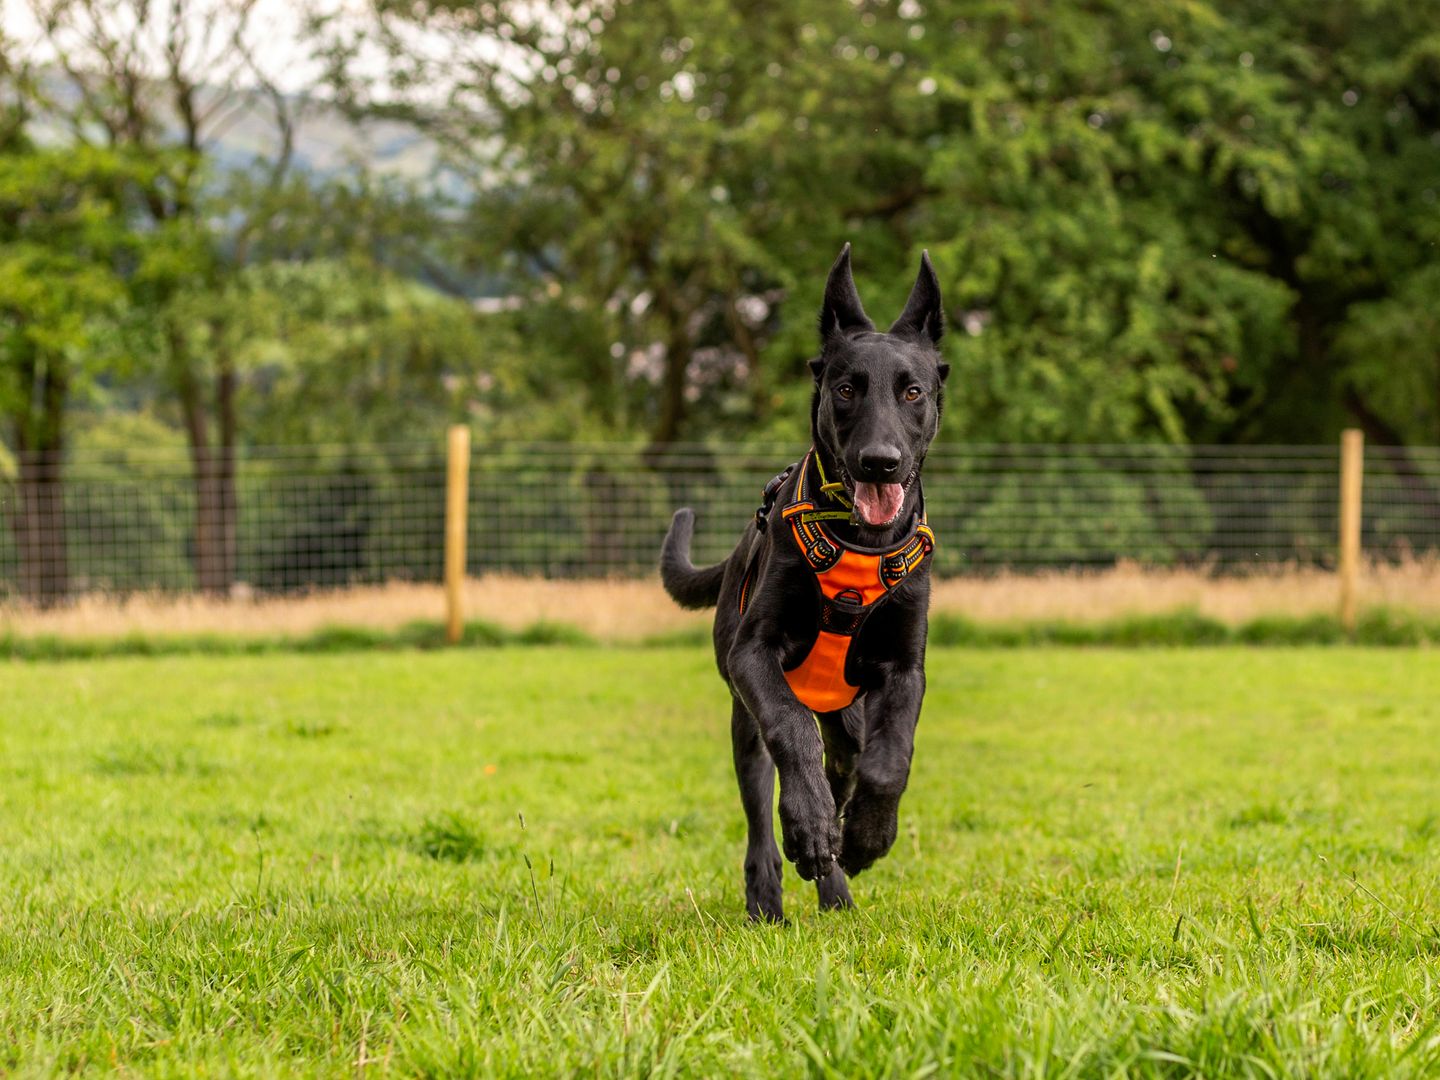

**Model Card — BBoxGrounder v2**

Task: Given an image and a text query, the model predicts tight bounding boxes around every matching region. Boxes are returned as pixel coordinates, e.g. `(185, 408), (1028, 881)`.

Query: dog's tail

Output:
(660, 508), (726, 610)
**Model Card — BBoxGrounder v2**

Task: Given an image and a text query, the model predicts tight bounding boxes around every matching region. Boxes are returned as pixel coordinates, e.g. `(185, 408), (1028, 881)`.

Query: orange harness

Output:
(741, 450), (935, 713)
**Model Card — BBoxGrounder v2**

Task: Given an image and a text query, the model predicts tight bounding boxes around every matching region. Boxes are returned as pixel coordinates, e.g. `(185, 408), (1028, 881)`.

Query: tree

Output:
(0, 138), (132, 603)
(18, 0), (314, 592)
(352, 0), (1440, 453)
(349, 0), (952, 447)
(229, 257), (504, 447)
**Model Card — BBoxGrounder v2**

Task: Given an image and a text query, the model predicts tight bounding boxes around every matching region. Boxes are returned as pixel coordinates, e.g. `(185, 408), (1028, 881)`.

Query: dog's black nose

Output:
(859, 447), (902, 476)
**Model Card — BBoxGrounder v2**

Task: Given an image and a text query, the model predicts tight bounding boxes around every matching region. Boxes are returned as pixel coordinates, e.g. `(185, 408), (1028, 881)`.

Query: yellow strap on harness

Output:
(813, 453), (853, 507)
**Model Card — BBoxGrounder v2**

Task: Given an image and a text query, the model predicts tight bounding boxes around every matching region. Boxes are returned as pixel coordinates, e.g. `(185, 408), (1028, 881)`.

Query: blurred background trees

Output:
(343, 0), (1440, 449)
(2, 0), (1440, 591)
(0, 139), (134, 601)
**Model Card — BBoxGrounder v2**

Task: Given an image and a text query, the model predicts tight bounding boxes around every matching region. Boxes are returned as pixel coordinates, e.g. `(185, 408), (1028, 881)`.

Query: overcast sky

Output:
(2, 0), (363, 93)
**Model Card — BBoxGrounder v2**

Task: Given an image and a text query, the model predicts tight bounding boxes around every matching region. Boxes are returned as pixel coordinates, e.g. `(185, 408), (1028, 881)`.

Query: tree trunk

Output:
(650, 310), (691, 449)
(176, 333), (236, 596)
(13, 449), (68, 606)
(9, 353), (69, 606)
(727, 295), (769, 421)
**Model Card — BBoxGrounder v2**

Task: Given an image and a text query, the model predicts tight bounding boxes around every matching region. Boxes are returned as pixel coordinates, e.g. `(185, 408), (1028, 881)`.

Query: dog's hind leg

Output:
(839, 666), (925, 877)
(819, 704), (866, 815)
(815, 706), (863, 911)
(815, 863), (853, 911)
(731, 698), (784, 923)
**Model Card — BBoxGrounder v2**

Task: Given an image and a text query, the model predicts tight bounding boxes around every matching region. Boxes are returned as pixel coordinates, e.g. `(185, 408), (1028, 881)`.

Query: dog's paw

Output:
(780, 813), (840, 882)
(790, 838), (839, 882)
(744, 850), (784, 923)
(838, 794), (900, 877)
(748, 897), (785, 924)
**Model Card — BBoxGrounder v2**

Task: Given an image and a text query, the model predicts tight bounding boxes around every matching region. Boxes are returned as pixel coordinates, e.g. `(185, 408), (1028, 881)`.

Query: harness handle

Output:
(752, 463), (796, 533)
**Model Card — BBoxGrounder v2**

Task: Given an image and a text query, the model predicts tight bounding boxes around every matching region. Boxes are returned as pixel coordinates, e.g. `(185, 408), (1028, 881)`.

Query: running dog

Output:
(660, 244), (947, 921)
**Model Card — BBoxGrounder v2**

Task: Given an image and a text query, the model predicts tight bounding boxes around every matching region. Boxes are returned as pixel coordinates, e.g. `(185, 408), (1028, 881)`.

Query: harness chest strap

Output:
(740, 450), (936, 714)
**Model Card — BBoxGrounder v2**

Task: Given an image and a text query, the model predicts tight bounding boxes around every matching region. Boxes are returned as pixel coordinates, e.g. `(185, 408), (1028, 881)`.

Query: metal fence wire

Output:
(2, 441), (1439, 601)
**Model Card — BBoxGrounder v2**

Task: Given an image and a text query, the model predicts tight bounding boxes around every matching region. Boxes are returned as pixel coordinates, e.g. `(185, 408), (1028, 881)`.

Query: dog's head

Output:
(809, 244), (949, 527)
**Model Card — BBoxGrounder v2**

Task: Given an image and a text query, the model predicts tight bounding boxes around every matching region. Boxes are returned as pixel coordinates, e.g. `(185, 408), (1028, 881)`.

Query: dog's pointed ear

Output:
(818, 243), (874, 343)
(889, 250), (944, 346)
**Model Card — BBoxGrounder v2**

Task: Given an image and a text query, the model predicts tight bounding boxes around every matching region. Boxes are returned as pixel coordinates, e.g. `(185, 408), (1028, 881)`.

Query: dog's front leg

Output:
(839, 664), (925, 876)
(728, 634), (839, 883)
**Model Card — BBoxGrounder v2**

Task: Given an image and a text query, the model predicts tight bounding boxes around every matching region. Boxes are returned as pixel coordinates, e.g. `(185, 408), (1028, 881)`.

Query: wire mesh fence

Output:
(2, 440), (1439, 602)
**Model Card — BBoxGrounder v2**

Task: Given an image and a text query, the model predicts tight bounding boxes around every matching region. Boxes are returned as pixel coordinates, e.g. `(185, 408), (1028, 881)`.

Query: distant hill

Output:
(27, 68), (502, 292)
(31, 66), (451, 183)
(208, 100), (448, 184)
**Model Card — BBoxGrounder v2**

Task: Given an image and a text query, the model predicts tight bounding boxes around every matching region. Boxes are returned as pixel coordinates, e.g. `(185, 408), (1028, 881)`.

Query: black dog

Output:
(660, 245), (947, 921)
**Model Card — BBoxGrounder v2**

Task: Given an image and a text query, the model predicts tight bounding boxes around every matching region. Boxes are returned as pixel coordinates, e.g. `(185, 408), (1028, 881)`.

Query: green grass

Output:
(0, 617), (591, 662)
(4, 606), (1440, 661)
(3, 648), (1439, 1076)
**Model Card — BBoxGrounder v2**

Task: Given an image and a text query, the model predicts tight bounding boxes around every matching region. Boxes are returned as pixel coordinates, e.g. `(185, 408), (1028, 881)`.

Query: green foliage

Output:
(232, 259), (505, 446)
(922, 0), (1440, 446)
(2, 8), (492, 482)
(1337, 266), (1440, 446)
(0, 143), (138, 445)
(946, 452), (1213, 568)
(7, 0), (1440, 471)
(360, 0), (1440, 449)
(62, 416), (196, 588)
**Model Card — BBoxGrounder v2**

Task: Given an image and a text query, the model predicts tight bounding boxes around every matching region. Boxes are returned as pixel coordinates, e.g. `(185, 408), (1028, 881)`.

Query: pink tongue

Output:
(853, 482), (904, 526)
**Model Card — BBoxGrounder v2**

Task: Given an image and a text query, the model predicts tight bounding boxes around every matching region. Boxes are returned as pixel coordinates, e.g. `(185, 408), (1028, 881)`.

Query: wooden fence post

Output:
(445, 425), (471, 645)
(1338, 428), (1364, 634)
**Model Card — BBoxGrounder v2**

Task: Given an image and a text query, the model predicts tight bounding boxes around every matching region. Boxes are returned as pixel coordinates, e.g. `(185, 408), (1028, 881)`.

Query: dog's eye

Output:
(836, 384), (855, 401)
(905, 385), (924, 402)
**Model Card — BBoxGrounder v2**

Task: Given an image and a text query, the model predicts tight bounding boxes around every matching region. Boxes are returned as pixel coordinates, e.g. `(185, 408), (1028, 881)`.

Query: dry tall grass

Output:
(930, 557), (1440, 625)
(0, 577), (709, 643)
(4, 558), (1439, 643)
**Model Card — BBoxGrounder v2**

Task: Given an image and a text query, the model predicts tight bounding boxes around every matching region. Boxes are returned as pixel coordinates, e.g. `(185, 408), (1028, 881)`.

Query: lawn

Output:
(2, 647), (1439, 1077)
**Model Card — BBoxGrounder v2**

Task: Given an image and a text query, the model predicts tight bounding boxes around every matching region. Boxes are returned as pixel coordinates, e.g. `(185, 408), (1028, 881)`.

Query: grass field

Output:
(4, 647), (1440, 1076)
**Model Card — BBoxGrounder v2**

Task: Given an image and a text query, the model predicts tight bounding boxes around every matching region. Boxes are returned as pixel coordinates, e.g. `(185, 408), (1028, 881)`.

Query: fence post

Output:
(445, 425), (471, 645)
(1338, 428), (1364, 635)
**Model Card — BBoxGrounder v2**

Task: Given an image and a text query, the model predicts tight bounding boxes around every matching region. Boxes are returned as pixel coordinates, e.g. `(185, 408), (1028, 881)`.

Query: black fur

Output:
(660, 246), (948, 921)
(660, 508), (725, 609)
